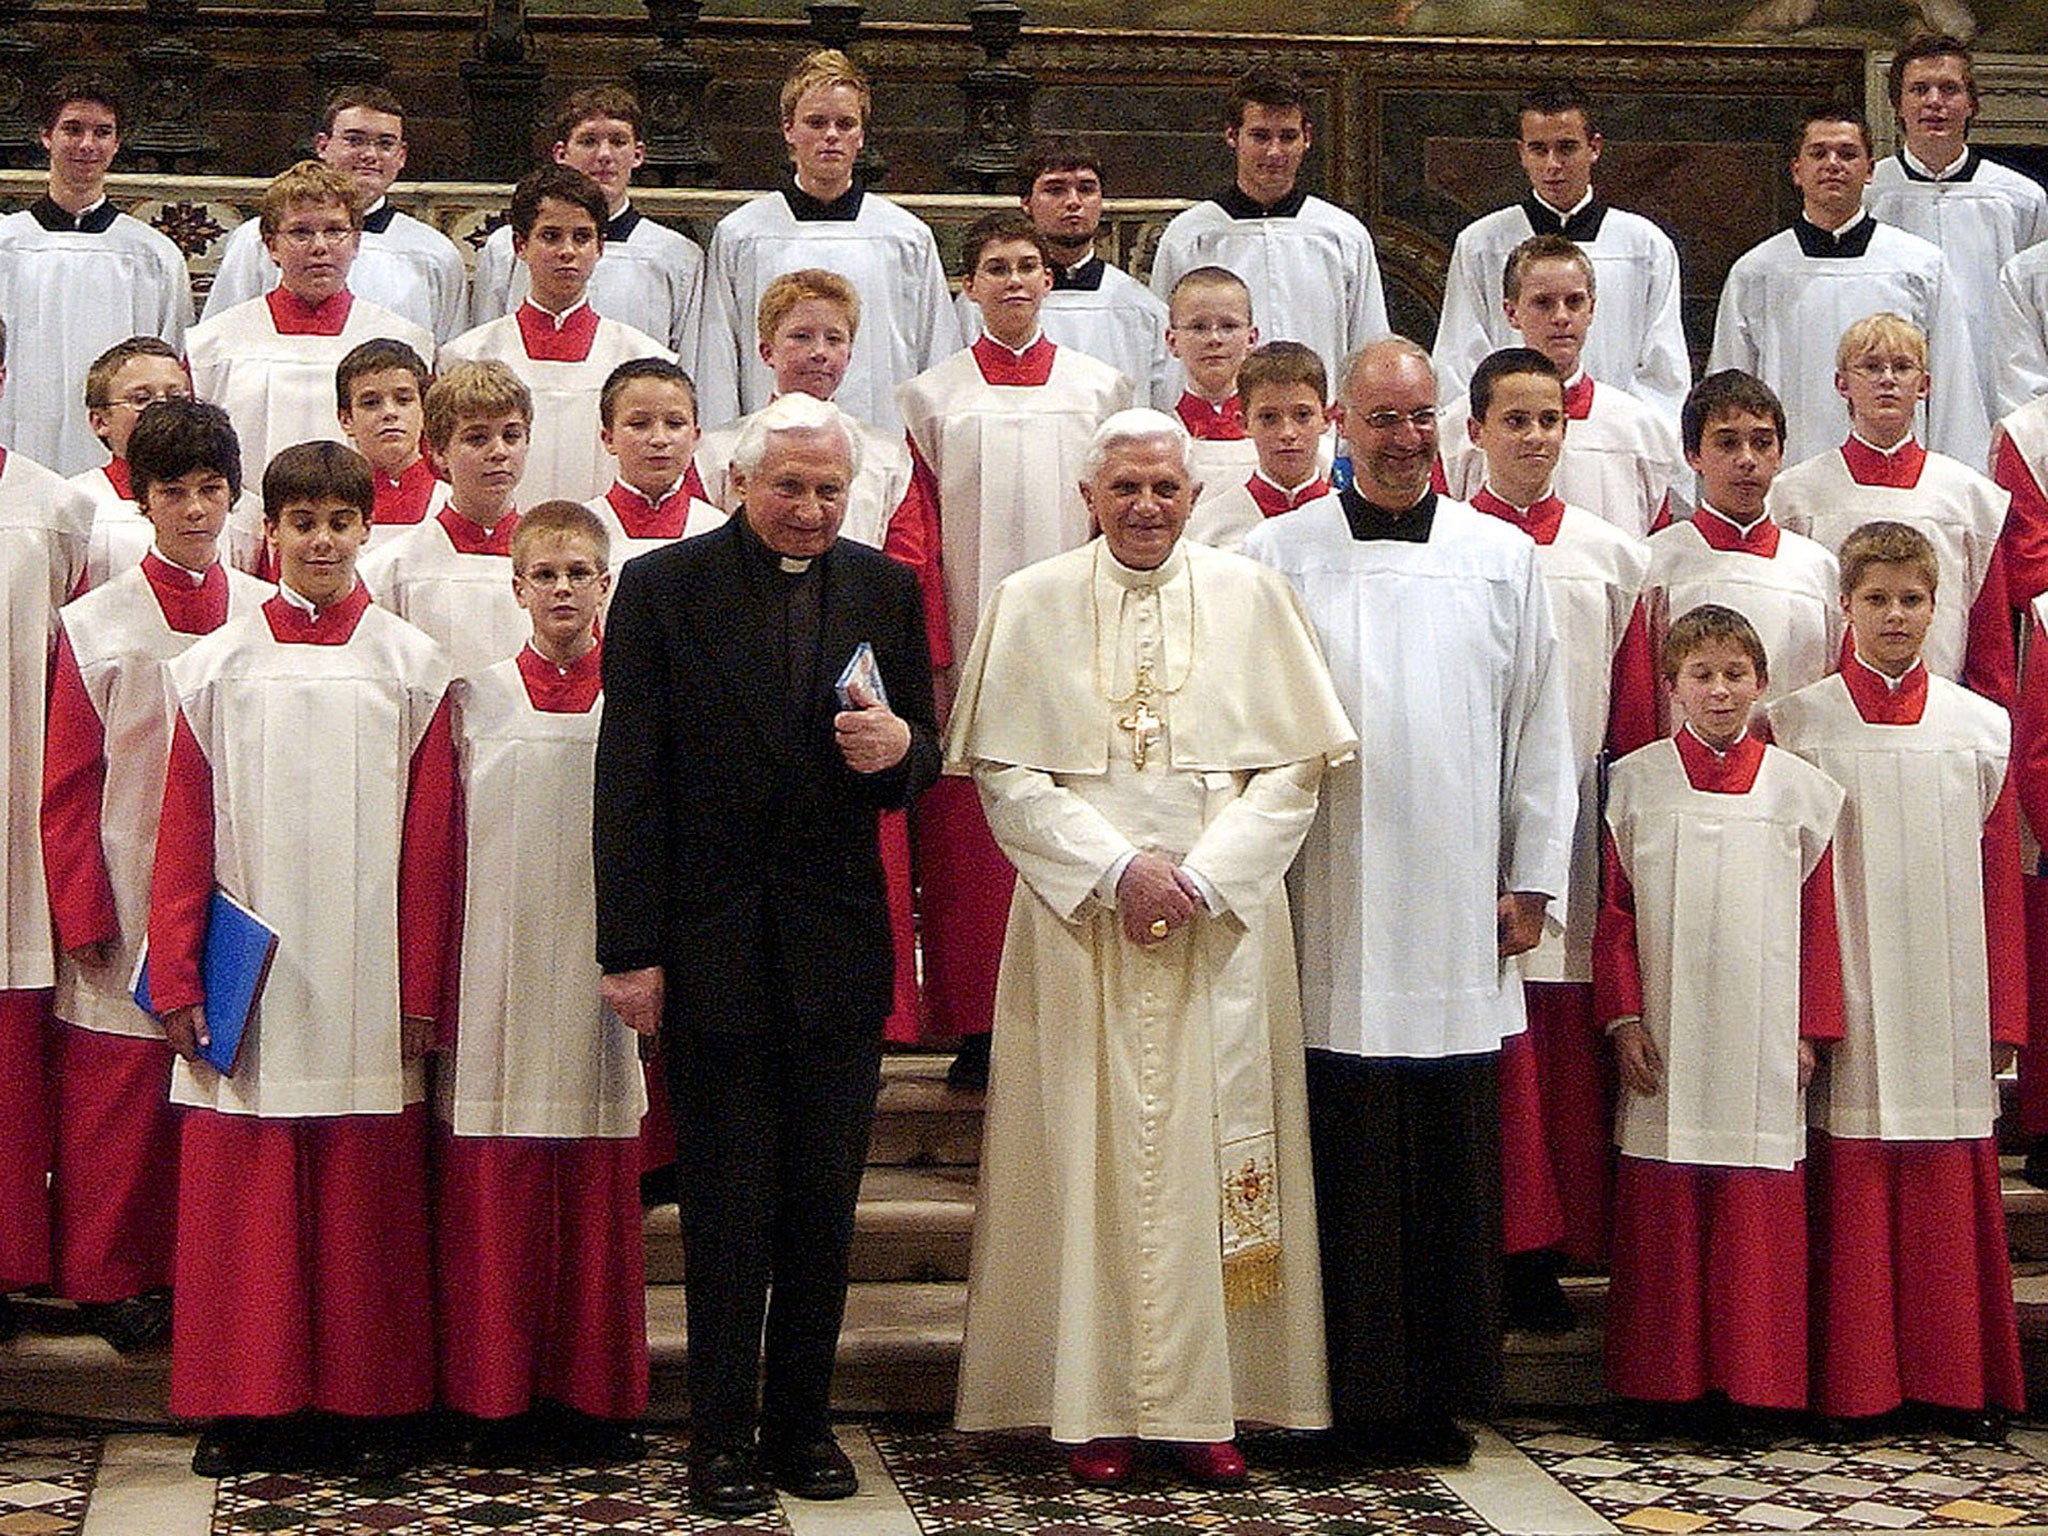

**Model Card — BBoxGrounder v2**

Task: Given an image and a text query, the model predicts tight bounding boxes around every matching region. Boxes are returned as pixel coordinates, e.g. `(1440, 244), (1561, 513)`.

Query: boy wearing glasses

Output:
(1644, 371), (1838, 726)
(72, 337), (192, 588)
(1166, 267), (1261, 491)
(187, 161), (435, 493)
(434, 499), (648, 1466)
(361, 362), (535, 680)
(1769, 312), (2013, 702)
(202, 87), (468, 346)
(0, 74), (190, 476)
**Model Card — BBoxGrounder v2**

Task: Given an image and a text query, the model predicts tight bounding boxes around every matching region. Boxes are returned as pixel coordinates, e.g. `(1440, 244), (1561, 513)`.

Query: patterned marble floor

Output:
(10, 1410), (2048, 1535)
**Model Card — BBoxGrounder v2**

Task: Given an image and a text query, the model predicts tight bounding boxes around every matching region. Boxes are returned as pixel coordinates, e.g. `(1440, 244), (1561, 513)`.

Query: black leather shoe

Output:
(191, 1420), (257, 1478)
(764, 1433), (858, 1500)
(691, 1447), (775, 1516)
(947, 1034), (990, 1091)
(86, 1289), (173, 1353)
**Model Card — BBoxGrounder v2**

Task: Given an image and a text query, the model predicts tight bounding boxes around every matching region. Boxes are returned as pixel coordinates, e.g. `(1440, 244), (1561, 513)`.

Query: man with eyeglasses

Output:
(1771, 312), (2013, 702)
(202, 87), (468, 347)
(0, 73), (191, 477)
(1243, 336), (1574, 1471)
(187, 161), (435, 493)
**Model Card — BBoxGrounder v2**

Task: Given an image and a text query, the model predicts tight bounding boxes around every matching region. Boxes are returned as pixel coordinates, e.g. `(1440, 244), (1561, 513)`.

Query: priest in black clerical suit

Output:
(593, 391), (939, 1517)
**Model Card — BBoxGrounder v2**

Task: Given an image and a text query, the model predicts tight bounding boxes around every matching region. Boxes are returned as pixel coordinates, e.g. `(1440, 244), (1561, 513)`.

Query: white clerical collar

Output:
(1696, 500), (1770, 539)
(1902, 143), (1968, 180)
(526, 296), (591, 328)
(1681, 721), (1749, 757)
(1804, 206), (1870, 238)
(1480, 481), (1550, 515)
(1534, 187), (1594, 221)
(524, 638), (592, 675)
(1849, 428), (1916, 458)
(154, 550), (212, 585)
(980, 328), (1045, 360)
(275, 579), (320, 615)
(1850, 648), (1916, 691)
(1561, 368), (1587, 390)
(1099, 536), (1186, 589)
(362, 195), (388, 219)
(614, 473), (686, 507)
(1252, 466), (1323, 498)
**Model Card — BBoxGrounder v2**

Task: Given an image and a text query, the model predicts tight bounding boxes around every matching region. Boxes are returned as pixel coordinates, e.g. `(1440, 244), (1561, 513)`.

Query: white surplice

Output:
(1439, 379), (1682, 537)
(469, 210), (705, 360)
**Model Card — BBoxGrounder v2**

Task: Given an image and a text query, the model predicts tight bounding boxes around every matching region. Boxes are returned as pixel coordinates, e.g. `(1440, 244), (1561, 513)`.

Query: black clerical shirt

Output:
(736, 516), (824, 744)
(1340, 486), (1437, 543)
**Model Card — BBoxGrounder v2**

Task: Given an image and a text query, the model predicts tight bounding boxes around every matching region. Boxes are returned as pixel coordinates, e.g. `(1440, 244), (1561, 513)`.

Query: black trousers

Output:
(665, 1021), (884, 1453)
(1306, 1048), (1503, 1430)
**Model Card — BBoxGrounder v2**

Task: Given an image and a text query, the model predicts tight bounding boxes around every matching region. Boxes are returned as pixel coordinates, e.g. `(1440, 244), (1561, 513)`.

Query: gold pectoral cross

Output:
(1118, 666), (1163, 770)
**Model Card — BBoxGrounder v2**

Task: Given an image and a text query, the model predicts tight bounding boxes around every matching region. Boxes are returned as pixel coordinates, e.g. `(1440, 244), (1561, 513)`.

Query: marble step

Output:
(864, 1055), (985, 1168)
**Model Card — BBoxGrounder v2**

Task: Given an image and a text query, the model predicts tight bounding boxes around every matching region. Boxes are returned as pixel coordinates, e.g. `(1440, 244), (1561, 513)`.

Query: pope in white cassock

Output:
(948, 409), (1355, 1490)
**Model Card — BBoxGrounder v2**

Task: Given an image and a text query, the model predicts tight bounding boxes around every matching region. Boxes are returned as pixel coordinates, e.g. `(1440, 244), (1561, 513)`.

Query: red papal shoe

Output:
(1068, 1437), (1135, 1486)
(1178, 1439), (1248, 1488)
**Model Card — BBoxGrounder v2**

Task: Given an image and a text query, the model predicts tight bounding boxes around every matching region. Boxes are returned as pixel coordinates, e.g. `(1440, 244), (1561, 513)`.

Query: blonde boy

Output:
(41, 401), (268, 1349)
(150, 440), (457, 1477)
(1167, 266), (1261, 491)
(1596, 604), (1843, 1422)
(435, 500), (648, 1463)
(1186, 340), (1331, 551)
(1770, 312), (2013, 700)
(187, 160), (435, 494)
(1771, 521), (2026, 1430)
(470, 85), (703, 355)
(895, 211), (1130, 1064)
(694, 49), (959, 434)
(589, 358), (723, 564)
(1644, 371), (1839, 725)
(71, 337), (192, 588)
(442, 166), (669, 505)
(360, 361), (535, 678)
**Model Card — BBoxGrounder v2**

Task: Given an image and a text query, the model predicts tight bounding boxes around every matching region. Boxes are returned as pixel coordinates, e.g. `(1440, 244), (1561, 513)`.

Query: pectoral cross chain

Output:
(1119, 688), (1163, 771)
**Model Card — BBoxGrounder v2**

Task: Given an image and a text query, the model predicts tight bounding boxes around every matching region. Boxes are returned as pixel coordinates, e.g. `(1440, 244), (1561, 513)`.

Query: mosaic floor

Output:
(10, 1411), (2048, 1535)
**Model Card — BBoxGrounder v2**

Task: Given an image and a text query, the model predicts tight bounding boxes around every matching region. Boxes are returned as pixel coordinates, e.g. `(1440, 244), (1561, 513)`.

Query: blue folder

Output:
(132, 889), (279, 1077)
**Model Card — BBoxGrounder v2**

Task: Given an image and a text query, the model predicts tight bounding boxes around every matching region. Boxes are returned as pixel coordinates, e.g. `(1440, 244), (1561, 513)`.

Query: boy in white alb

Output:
(1769, 313), (2013, 702)
(149, 440), (457, 1478)
(1597, 605), (1843, 1421)
(1866, 36), (2047, 430)
(437, 500), (647, 1464)
(201, 87), (468, 346)
(360, 362), (534, 680)
(1437, 236), (1682, 537)
(469, 86), (703, 359)
(695, 50), (959, 436)
(187, 160), (436, 495)
(0, 74), (190, 476)
(1772, 521), (2026, 1429)
(1186, 341), (1332, 553)
(693, 270), (939, 1048)
(40, 402), (267, 1351)
(956, 139), (1171, 409)
(440, 166), (670, 506)
(896, 212), (1131, 1070)
(1708, 107), (1986, 473)
(1166, 267), (1261, 491)
(1432, 82), (1689, 426)
(1149, 68), (1388, 395)
(0, 313), (96, 1338)
(1464, 348), (1658, 1332)
(1645, 372), (1839, 724)
(70, 337), (191, 588)
(587, 358), (723, 565)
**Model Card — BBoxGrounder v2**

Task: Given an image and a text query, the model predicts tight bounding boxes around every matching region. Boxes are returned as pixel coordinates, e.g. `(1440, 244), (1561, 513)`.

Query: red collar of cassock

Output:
(971, 333), (1057, 386)
(1471, 486), (1566, 545)
(1246, 471), (1331, 517)
(140, 551), (228, 633)
(1177, 391), (1245, 440)
(266, 286), (355, 337)
(1562, 372), (1595, 421)
(1841, 652), (1929, 723)
(516, 300), (601, 363)
(102, 456), (132, 501)
(263, 579), (372, 643)
(1839, 434), (1927, 490)
(517, 639), (602, 713)
(1693, 503), (1781, 558)
(375, 458), (438, 527)
(1675, 725), (1765, 793)
(606, 478), (696, 539)
(438, 505), (519, 556)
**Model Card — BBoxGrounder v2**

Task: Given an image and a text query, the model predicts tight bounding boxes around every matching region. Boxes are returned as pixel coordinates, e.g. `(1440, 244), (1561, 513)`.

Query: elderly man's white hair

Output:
(1081, 407), (1195, 484)
(730, 389), (865, 482)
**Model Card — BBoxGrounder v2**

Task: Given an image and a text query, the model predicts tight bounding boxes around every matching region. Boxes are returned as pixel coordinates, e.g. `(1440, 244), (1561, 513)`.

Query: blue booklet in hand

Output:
(132, 889), (279, 1077)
